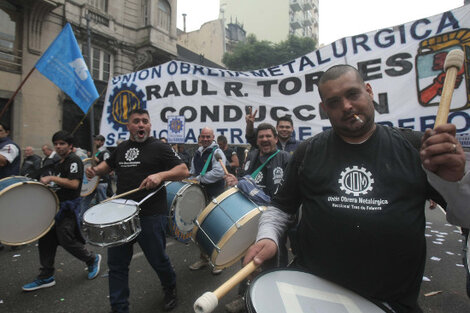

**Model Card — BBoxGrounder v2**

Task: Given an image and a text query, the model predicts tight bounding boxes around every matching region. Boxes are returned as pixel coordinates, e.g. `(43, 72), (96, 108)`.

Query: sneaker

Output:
(212, 267), (223, 275)
(188, 259), (208, 270)
(22, 277), (56, 291)
(225, 296), (246, 313)
(163, 286), (177, 311)
(88, 254), (102, 280)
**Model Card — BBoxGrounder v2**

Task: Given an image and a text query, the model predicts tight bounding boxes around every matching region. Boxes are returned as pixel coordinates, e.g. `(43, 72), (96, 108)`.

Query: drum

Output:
(81, 158), (99, 197)
(247, 269), (385, 313)
(192, 187), (265, 269)
(0, 176), (58, 245)
(81, 199), (141, 247)
(165, 181), (207, 243)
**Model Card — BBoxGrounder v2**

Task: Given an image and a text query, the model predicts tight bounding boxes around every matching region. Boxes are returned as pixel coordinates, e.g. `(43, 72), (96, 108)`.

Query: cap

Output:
(94, 135), (105, 141)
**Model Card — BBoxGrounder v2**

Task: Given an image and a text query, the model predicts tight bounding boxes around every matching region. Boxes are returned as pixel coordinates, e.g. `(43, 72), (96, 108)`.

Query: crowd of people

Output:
(0, 64), (469, 313)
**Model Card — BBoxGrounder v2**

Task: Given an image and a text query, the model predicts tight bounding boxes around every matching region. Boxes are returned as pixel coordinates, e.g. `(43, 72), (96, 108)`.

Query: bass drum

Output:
(0, 176), (58, 245)
(165, 181), (207, 243)
(247, 269), (385, 313)
(192, 187), (265, 270)
(81, 158), (99, 197)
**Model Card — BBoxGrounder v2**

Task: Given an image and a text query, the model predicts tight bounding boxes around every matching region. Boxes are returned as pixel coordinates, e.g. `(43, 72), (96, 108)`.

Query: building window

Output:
(83, 46), (113, 82)
(0, 8), (21, 72)
(157, 0), (171, 32)
(142, 0), (150, 25)
(88, 0), (107, 12)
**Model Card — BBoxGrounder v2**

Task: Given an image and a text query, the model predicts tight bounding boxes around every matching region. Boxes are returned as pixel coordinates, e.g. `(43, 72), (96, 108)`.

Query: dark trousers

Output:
(108, 214), (176, 313)
(38, 210), (95, 279)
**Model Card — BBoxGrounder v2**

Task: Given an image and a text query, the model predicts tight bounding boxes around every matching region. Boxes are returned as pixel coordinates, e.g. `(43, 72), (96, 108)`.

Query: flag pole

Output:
(85, 12), (97, 161)
(71, 86), (107, 136)
(0, 67), (36, 120)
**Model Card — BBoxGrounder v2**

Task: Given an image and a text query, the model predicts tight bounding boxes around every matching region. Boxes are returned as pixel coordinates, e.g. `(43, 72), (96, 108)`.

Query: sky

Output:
(177, 0), (465, 45)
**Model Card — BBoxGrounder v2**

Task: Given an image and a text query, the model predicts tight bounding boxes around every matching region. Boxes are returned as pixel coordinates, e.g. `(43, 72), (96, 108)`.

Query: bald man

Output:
(20, 146), (42, 177)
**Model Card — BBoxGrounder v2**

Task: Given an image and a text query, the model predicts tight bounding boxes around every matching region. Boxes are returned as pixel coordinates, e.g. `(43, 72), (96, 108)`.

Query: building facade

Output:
(219, 0), (318, 43)
(0, 0), (178, 151)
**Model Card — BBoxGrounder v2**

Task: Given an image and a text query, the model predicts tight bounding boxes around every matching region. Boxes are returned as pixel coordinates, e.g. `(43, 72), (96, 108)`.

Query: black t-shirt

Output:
(223, 147), (237, 174)
(53, 152), (83, 202)
(96, 148), (111, 183)
(273, 125), (440, 311)
(106, 137), (182, 215)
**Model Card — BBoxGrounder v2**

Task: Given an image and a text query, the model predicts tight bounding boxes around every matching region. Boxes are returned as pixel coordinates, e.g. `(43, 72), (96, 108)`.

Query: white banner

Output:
(101, 5), (470, 145)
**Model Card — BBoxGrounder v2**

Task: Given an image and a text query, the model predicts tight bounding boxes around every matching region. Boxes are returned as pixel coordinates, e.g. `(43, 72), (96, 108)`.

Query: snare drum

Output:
(0, 176), (58, 245)
(81, 199), (141, 247)
(81, 158), (99, 197)
(165, 181), (207, 243)
(192, 187), (265, 269)
(247, 269), (385, 313)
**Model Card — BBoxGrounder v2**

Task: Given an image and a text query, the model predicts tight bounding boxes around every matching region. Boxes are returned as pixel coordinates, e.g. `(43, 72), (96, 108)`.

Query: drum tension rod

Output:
(194, 219), (221, 252)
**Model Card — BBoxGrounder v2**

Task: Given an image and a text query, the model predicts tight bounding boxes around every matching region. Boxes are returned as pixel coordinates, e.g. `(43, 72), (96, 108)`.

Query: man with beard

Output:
(86, 109), (188, 312)
(243, 64), (469, 313)
(224, 123), (290, 313)
(245, 112), (300, 154)
(22, 130), (101, 291)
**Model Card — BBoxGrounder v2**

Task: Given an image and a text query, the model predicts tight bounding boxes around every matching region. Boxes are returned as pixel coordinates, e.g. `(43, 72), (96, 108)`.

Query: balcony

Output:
(290, 0), (302, 12)
(302, 0), (314, 11)
(302, 16), (314, 26)
(290, 15), (302, 29)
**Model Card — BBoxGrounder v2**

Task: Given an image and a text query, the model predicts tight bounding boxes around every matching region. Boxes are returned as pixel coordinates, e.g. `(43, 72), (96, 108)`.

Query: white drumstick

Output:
(194, 261), (258, 313)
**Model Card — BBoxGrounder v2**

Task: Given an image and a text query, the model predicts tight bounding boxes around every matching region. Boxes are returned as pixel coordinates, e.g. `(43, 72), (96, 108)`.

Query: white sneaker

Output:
(189, 259), (209, 270)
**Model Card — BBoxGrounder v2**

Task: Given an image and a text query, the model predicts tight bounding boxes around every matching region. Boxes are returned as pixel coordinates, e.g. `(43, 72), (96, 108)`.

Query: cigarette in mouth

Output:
(353, 114), (363, 123)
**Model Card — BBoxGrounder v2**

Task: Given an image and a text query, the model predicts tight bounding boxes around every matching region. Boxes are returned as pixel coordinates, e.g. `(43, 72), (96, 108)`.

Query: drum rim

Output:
(82, 204), (140, 226)
(0, 177), (59, 246)
(191, 187), (239, 239)
(210, 206), (265, 269)
(80, 158), (100, 197)
(245, 268), (386, 313)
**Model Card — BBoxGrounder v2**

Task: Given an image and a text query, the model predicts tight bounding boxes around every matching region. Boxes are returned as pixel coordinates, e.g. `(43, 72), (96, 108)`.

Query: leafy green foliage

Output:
(222, 34), (317, 71)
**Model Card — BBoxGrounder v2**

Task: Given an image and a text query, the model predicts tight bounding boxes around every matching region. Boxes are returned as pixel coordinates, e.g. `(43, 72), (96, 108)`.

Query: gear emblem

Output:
(338, 166), (374, 196)
(107, 84), (146, 131)
(125, 148), (140, 162)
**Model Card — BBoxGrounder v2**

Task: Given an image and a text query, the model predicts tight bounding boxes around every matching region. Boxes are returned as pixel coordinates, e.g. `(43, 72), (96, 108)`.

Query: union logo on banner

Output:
(107, 83), (147, 131)
(167, 115), (185, 143)
(416, 29), (470, 112)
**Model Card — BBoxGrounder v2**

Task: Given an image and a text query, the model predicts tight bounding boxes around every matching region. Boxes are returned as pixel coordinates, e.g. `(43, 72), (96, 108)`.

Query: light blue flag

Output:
(35, 23), (99, 113)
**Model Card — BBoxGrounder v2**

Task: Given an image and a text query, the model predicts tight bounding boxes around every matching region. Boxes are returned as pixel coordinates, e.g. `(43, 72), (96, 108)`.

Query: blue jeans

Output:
(108, 214), (176, 313)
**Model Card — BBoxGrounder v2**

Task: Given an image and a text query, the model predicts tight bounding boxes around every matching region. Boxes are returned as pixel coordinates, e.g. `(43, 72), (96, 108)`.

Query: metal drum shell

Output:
(81, 200), (141, 247)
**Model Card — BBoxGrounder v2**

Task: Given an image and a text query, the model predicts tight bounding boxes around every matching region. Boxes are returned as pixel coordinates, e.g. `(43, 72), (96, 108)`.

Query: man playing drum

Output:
(0, 122), (21, 250)
(224, 123), (291, 313)
(86, 109), (189, 312)
(22, 130), (101, 291)
(244, 65), (470, 313)
(188, 127), (227, 274)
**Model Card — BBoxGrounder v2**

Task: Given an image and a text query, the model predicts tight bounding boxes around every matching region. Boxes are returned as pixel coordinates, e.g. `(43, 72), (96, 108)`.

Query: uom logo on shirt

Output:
(338, 166), (374, 196)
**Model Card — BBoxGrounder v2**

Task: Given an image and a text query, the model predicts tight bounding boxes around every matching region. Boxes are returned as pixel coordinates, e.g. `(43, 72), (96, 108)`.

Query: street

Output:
(0, 206), (469, 313)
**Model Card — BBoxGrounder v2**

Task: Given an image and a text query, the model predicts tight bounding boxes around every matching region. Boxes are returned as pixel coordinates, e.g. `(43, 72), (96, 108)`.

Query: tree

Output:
(222, 34), (317, 71)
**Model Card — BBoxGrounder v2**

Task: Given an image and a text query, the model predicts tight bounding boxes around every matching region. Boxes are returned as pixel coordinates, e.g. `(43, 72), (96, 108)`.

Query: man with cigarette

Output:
(244, 64), (469, 313)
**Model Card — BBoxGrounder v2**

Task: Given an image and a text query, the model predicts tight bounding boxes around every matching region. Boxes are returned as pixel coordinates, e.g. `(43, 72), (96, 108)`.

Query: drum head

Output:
(81, 158), (99, 197)
(0, 180), (58, 245)
(173, 184), (206, 233)
(247, 269), (385, 313)
(83, 199), (138, 225)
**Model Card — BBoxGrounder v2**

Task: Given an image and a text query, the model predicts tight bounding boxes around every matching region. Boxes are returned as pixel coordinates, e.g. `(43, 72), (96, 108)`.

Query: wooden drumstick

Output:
(434, 49), (465, 128)
(214, 152), (229, 175)
(100, 187), (141, 203)
(193, 261), (258, 313)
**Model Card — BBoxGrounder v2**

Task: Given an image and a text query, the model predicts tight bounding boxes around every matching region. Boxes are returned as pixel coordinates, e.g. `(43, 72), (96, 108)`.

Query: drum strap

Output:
(250, 150), (280, 179)
(200, 146), (217, 176)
